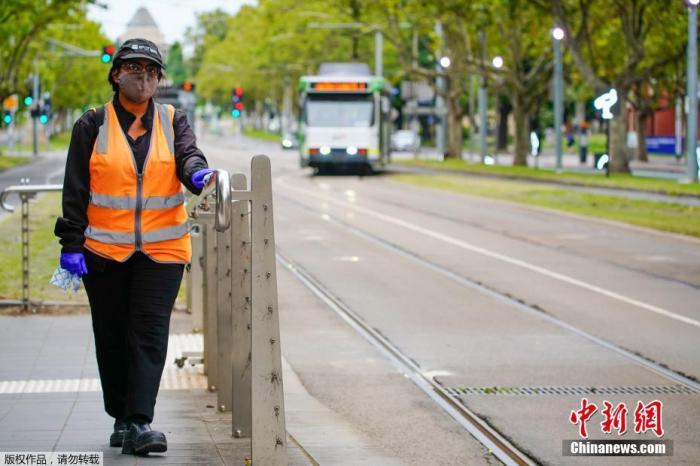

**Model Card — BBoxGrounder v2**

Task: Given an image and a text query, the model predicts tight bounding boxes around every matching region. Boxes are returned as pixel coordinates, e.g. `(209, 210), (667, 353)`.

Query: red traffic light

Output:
(181, 81), (194, 91)
(104, 45), (115, 55)
(234, 87), (243, 97)
(234, 102), (243, 110)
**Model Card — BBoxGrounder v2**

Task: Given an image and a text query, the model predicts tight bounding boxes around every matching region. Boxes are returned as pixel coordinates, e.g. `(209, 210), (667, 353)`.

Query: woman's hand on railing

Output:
(191, 168), (216, 190)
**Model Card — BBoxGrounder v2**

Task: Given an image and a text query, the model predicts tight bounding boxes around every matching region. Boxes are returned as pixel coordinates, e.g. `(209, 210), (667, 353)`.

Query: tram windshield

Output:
(304, 93), (374, 128)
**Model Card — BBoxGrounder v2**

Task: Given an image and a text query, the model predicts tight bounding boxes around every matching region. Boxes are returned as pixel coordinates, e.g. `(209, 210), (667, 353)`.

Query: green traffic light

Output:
(101, 54), (111, 63)
(3, 114), (12, 124)
(39, 114), (48, 124)
(23, 96), (33, 106)
(231, 109), (241, 118)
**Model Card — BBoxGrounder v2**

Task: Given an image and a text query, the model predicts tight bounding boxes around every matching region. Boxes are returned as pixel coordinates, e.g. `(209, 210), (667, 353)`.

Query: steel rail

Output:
(277, 192), (700, 393)
(0, 184), (63, 212)
(277, 249), (535, 466)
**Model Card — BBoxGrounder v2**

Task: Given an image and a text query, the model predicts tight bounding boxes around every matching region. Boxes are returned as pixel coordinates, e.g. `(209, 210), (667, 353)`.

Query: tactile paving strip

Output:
(0, 333), (206, 394)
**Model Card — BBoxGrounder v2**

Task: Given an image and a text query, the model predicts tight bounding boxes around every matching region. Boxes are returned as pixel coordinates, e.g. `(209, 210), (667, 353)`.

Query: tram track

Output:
(272, 184), (700, 465)
(276, 249), (537, 466)
(274, 188), (700, 393)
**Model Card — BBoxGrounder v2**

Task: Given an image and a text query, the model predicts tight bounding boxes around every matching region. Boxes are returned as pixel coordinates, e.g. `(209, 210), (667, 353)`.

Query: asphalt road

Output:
(199, 131), (699, 465)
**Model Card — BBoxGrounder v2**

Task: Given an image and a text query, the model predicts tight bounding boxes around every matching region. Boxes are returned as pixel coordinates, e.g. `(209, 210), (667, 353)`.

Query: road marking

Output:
(278, 179), (700, 330)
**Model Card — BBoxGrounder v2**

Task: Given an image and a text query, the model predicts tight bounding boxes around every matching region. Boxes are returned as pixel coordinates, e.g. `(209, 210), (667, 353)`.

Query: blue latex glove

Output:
(60, 252), (88, 277)
(191, 168), (215, 190)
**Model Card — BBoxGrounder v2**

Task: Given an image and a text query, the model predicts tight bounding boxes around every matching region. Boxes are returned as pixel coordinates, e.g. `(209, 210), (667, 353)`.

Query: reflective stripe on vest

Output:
(89, 191), (185, 210)
(84, 101), (191, 263)
(85, 220), (190, 244)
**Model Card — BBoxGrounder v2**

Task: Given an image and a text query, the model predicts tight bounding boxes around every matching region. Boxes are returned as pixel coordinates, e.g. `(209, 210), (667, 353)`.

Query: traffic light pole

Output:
(32, 59), (39, 157)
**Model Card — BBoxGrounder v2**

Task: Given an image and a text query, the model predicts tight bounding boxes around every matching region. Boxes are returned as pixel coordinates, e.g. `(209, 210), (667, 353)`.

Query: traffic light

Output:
(180, 81), (195, 92)
(2, 111), (12, 125)
(101, 45), (115, 64)
(231, 87), (244, 118)
(23, 95), (33, 106)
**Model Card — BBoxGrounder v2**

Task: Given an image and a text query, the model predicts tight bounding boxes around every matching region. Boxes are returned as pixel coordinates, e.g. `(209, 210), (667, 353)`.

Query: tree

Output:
(0, 0), (93, 102)
(38, 11), (112, 114)
(166, 42), (187, 85)
(377, 0), (553, 164)
(530, 0), (687, 173)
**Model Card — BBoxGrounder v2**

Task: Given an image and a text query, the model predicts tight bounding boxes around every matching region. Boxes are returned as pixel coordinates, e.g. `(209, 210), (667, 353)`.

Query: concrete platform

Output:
(0, 311), (406, 465)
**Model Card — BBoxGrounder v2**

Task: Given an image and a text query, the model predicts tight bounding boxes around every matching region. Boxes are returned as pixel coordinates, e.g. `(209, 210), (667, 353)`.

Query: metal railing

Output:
(0, 183), (63, 311)
(187, 155), (288, 466)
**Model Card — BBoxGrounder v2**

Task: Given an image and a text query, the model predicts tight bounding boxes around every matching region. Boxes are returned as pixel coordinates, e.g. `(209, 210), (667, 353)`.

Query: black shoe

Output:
(121, 422), (167, 456)
(109, 418), (129, 447)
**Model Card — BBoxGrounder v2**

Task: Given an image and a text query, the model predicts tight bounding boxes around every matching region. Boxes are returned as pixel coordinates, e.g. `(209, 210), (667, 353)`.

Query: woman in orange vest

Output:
(54, 38), (213, 456)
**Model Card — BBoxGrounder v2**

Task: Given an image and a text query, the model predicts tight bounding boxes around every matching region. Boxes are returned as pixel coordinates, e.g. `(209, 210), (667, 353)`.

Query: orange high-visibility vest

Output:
(83, 101), (191, 264)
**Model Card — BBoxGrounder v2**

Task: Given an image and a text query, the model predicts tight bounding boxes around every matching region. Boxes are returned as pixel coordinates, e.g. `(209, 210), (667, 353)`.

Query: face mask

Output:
(116, 72), (158, 104)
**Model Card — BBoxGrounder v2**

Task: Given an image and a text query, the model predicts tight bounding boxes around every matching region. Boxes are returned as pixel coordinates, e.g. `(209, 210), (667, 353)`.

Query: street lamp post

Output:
(375, 30), (383, 77)
(552, 27), (565, 171)
(435, 21), (446, 157)
(687, 0), (699, 182)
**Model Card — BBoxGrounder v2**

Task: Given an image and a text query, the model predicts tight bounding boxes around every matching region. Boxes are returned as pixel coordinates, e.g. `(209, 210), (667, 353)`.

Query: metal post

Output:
(202, 214), (218, 390)
(21, 194), (30, 312)
(687, 4), (699, 181)
(676, 97), (683, 158)
(435, 21), (445, 156)
(374, 30), (383, 78)
(32, 61), (39, 157)
(412, 30), (418, 69)
(479, 78), (488, 163)
(250, 155), (287, 465)
(216, 189), (233, 412)
(554, 36), (564, 170)
(188, 223), (205, 332)
(231, 173), (252, 439)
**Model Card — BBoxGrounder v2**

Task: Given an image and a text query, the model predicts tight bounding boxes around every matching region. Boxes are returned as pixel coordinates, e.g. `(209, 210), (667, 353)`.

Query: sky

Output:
(87, 0), (254, 44)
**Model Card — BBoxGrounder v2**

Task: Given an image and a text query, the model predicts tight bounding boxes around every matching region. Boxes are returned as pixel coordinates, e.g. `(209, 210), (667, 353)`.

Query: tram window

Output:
(305, 93), (374, 127)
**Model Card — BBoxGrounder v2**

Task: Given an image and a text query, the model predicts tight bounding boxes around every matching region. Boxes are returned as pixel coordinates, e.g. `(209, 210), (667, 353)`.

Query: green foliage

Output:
(38, 10), (113, 111)
(195, 0), (403, 108)
(0, 0), (97, 103)
(166, 41), (187, 85)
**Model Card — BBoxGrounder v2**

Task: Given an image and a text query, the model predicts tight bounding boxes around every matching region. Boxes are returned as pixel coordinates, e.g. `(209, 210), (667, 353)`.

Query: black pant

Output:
(82, 250), (184, 424)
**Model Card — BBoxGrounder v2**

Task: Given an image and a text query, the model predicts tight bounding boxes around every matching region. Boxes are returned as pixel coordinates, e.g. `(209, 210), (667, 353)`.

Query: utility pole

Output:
(435, 20), (446, 157)
(478, 30), (487, 163)
(552, 27), (565, 171)
(374, 30), (383, 77)
(687, 1), (699, 182)
(32, 59), (39, 157)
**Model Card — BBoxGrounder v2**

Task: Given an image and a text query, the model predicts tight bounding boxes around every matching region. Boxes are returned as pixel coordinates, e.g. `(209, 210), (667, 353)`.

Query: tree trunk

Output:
(636, 111), (648, 162)
(445, 97), (463, 159)
(497, 97), (511, 151)
(512, 93), (529, 166)
(608, 110), (631, 173)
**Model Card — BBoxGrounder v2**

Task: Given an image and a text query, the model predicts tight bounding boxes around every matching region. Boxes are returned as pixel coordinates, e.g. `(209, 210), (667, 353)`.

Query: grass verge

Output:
(243, 127), (280, 143)
(0, 155), (33, 171)
(0, 193), (187, 304)
(397, 159), (700, 197)
(5, 131), (71, 154)
(392, 174), (700, 238)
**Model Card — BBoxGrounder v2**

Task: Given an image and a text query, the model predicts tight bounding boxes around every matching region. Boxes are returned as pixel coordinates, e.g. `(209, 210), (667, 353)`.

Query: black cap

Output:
(114, 38), (165, 69)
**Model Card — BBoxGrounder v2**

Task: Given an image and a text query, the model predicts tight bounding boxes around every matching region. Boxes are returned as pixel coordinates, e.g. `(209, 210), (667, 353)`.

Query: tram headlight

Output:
(346, 146), (358, 155)
(320, 146), (331, 155)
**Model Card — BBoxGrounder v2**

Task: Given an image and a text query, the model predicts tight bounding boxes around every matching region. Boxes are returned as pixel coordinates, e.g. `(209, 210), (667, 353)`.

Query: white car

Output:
(391, 130), (420, 152)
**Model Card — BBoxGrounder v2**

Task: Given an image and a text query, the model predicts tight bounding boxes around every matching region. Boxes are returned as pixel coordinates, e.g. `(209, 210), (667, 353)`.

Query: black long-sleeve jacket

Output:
(54, 95), (208, 253)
